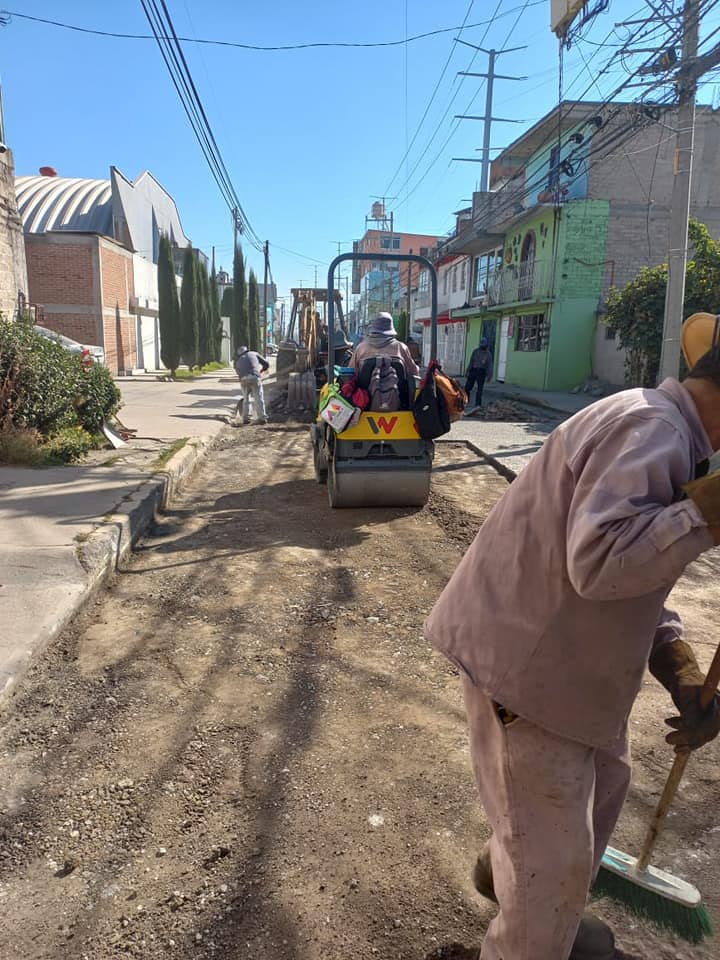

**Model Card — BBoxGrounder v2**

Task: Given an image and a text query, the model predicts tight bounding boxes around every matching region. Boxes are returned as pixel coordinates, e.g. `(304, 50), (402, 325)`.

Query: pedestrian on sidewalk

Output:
(464, 337), (493, 407)
(234, 346), (269, 424)
(425, 315), (720, 960)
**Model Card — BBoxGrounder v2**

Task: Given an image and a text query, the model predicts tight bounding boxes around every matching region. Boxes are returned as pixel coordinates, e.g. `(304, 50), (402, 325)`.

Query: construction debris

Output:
(465, 399), (548, 422)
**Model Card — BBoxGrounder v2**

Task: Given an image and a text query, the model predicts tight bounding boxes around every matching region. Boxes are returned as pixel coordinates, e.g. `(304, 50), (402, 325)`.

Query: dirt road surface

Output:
(0, 423), (718, 960)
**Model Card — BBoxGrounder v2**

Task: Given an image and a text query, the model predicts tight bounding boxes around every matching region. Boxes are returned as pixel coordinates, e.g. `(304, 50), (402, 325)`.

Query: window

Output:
(452, 264), (458, 292)
(605, 325), (617, 341)
(381, 237), (391, 249)
(393, 237), (401, 249)
(460, 259), (467, 291)
(443, 267), (449, 296)
(516, 313), (546, 352)
(473, 248), (503, 299)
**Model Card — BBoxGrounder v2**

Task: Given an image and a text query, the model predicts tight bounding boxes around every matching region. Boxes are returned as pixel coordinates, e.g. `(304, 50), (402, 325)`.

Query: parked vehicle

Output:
(33, 325), (105, 366)
(266, 342), (278, 355)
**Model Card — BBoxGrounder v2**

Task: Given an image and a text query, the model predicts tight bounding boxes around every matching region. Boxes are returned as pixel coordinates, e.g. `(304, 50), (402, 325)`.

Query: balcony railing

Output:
(487, 258), (555, 306)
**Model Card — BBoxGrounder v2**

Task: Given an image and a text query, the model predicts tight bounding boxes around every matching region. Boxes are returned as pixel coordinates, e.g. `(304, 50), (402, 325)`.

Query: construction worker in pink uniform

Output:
(425, 313), (720, 960)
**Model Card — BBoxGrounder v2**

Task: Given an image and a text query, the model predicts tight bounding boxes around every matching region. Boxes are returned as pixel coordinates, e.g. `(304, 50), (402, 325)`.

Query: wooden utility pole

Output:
(659, 0), (700, 381)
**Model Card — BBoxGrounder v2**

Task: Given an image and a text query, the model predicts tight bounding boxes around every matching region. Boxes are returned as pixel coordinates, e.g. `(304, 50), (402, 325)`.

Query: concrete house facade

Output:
(412, 233), (473, 375)
(444, 100), (720, 390)
(16, 167), (193, 374)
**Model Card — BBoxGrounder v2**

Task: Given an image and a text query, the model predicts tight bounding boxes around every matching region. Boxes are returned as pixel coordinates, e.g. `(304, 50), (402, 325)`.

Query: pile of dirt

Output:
(466, 399), (548, 422)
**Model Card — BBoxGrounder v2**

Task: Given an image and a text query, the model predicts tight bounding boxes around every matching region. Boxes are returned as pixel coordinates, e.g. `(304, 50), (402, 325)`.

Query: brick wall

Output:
(36, 312), (99, 346)
(557, 200), (610, 300)
(100, 240), (136, 372)
(25, 234), (96, 305)
(23, 232), (139, 373)
(100, 241), (133, 310)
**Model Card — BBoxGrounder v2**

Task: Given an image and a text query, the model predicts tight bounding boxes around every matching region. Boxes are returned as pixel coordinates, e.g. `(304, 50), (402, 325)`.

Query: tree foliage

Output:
(0, 317), (120, 440)
(232, 245), (248, 352)
(158, 233), (181, 375)
(180, 244), (200, 368)
(220, 286), (234, 319)
(605, 219), (720, 387)
(396, 309), (409, 343)
(210, 266), (223, 362)
(197, 261), (213, 367)
(248, 269), (260, 352)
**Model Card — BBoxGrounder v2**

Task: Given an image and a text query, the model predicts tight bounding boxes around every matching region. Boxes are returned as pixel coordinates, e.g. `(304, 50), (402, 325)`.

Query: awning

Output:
(421, 312), (461, 325)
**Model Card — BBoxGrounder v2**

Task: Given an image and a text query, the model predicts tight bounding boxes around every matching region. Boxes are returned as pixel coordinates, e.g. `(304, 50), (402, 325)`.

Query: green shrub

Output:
(75, 361), (121, 431)
(1, 317), (81, 433)
(43, 426), (95, 463)
(0, 317), (120, 437)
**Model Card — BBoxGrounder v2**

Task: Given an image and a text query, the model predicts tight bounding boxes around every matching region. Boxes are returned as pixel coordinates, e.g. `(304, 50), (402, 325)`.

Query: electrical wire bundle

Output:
(139, 0), (264, 254)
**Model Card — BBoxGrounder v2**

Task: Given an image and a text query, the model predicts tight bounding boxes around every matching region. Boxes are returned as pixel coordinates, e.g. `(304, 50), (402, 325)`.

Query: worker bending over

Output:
(425, 313), (720, 960)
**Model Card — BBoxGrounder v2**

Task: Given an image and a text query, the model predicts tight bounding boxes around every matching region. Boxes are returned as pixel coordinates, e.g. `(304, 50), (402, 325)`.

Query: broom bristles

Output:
(593, 865), (714, 944)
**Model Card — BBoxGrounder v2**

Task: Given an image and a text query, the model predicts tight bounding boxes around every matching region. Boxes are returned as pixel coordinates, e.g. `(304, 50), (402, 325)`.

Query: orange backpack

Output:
(427, 360), (467, 422)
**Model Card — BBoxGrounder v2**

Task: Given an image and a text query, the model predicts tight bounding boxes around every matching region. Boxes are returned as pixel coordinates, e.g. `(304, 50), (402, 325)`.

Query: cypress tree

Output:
(180, 244), (200, 368)
(197, 261), (212, 366)
(220, 286), (234, 319)
(158, 233), (181, 376)
(232, 245), (248, 352)
(248, 269), (260, 352)
(210, 266), (223, 362)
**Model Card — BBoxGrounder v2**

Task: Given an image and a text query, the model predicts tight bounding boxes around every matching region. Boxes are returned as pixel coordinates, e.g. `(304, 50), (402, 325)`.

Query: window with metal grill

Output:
(516, 313), (546, 352)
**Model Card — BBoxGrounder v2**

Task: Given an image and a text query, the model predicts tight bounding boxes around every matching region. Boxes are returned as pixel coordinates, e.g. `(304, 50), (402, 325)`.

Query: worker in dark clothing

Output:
(465, 337), (493, 406)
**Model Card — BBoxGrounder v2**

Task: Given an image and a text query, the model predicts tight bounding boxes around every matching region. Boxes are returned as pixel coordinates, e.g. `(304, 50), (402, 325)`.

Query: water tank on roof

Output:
(371, 201), (385, 220)
(39, 166), (58, 177)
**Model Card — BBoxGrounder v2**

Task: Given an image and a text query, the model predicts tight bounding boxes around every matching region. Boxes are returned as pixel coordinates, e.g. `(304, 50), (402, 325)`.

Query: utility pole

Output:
(263, 240), (269, 352)
(232, 207), (238, 252)
(659, 0), (700, 380)
(454, 43), (526, 191)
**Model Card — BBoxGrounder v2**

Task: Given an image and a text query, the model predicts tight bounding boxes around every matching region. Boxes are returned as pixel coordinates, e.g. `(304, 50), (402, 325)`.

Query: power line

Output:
(383, 0), (478, 197)
(139, 0), (263, 252)
(393, 0), (530, 211)
(1, 3), (546, 51)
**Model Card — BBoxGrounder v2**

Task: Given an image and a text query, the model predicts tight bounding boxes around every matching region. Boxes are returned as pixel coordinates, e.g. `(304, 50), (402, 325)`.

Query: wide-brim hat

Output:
(370, 311), (397, 336)
(683, 312), (720, 367)
(332, 329), (352, 349)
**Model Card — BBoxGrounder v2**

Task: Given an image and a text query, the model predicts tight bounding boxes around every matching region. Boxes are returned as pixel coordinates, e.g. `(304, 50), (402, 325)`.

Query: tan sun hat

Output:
(682, 312), (720, 367)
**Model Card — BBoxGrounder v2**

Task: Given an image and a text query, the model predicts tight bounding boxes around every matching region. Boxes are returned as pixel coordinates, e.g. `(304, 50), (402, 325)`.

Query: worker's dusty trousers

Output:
(240, 375), (266, 423)
(463, 679), (631, 960)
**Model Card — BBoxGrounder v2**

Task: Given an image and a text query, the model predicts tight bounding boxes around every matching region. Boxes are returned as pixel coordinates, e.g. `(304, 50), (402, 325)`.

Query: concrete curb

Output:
(0, 432), (219, 708)
(438, 437), (518, 484)
(77, 433), (216, 585)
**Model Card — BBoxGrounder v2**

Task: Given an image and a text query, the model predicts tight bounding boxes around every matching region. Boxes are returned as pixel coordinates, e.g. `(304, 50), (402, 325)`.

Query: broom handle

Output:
(636, 642), (720, 872)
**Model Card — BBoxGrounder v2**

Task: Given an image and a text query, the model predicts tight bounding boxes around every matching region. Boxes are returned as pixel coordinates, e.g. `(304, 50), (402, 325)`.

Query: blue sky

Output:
(3, 1), (720, 306)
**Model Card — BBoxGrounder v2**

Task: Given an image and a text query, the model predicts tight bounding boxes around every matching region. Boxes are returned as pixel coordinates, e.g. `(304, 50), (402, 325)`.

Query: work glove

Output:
(649, 639), (720, 751)
(684, 472), (720, 543)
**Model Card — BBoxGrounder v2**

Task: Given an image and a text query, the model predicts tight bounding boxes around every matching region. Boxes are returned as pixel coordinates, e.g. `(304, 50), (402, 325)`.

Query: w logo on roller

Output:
(366, 416), (398, 435)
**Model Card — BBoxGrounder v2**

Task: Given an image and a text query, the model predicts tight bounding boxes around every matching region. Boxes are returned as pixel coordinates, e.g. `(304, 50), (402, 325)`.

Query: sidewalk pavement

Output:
(448, 417), (557, 477)
(0, 369), (242, 703)
(448, 380), (604, 476)
(480, 380), (601, 416)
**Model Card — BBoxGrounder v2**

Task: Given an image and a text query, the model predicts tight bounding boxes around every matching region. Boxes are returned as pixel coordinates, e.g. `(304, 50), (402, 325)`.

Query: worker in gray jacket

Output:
(425, 312), (720, 960)
(234, 346), (269, 425)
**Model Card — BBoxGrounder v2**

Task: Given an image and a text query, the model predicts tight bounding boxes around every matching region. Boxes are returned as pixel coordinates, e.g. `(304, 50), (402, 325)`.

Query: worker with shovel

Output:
(425, 313), (720, 960)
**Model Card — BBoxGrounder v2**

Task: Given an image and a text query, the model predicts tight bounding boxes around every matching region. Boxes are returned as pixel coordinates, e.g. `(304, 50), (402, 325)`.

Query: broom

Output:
(593, 637), (720, 943)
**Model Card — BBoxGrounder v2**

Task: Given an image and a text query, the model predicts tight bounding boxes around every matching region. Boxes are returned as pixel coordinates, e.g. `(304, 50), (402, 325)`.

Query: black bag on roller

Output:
(413, 364), (451, 439)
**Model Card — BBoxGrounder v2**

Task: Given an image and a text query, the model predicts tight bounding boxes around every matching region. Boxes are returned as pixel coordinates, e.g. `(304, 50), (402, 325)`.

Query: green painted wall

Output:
(495, 199), (609, 391)
(503, 210), (556, 267)
(502, 308), (548, 389)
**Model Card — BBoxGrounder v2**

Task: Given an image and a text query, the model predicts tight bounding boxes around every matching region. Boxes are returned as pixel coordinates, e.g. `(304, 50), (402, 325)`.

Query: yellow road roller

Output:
(310, 252), (438, 509)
